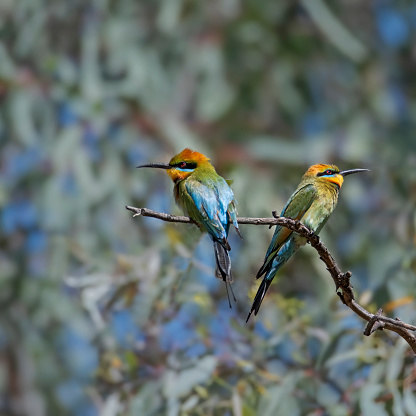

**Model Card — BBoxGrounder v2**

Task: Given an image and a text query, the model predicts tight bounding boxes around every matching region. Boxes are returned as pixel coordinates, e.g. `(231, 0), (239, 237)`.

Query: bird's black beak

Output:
(340, 168), (369, 177)
(136, 163), (171, 170)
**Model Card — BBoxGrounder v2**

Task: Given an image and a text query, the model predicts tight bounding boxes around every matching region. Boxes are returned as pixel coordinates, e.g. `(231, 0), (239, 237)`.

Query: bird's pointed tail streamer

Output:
(213, 240), (236, 308)
(246, 278), (273, 322)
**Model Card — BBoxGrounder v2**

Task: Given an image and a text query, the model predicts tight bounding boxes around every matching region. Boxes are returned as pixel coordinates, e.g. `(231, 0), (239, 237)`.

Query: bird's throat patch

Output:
(168, 169), (192, 183)
(325, 175), (343, 189)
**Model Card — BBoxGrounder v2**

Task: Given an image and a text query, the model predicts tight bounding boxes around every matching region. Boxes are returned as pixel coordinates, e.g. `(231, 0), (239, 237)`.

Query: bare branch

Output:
(125, 206), (286, 226)
(126, 205), (416, 355)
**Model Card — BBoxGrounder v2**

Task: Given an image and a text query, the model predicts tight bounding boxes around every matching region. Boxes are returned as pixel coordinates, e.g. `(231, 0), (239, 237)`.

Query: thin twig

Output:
(126, 205), (416, 355)
(126, 206), (194, 223)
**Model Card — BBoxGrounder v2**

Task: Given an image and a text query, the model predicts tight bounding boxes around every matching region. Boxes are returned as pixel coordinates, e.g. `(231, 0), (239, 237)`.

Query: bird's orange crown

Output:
(169, 148), (210, 165)
(304, 164), (344, 188)
(167, 148), (211, 183)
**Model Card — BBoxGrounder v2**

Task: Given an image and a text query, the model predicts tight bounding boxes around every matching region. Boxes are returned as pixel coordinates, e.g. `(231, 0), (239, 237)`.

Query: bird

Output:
(137, 148), (242, 306)
(246, 164), (369, 322)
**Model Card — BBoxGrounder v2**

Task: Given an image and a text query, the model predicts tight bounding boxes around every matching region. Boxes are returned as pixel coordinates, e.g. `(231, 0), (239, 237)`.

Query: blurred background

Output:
(1, 0), (416, 415)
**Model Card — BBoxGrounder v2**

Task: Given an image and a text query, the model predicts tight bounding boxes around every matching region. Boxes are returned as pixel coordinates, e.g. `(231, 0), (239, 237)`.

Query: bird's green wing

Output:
(256, 184), (317, 278)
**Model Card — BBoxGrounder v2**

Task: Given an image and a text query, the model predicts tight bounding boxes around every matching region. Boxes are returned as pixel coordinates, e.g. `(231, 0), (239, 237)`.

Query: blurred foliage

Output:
(1, 0), (416, 415)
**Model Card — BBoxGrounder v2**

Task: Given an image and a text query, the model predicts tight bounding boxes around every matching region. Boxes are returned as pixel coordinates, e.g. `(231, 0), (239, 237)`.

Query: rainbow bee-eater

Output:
(137, 148), (241, 305)
(246, 164), (369, 322)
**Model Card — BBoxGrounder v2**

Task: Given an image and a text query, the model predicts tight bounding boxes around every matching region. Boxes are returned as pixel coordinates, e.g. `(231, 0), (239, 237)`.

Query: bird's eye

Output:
(325, 169), (332, 175)
(180, 162), (186, 168)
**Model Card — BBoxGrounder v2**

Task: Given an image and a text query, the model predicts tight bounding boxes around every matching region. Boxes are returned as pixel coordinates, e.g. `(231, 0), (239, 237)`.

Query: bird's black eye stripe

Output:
(317, 169), (334, 177)
(170, 162), (197, 169)
(184, 162), (197, 169)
